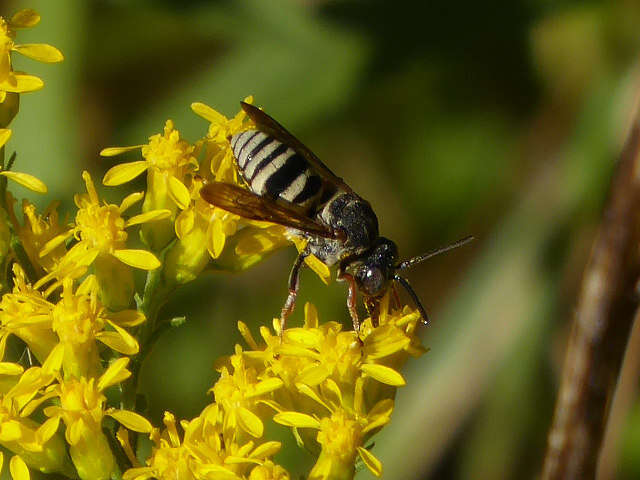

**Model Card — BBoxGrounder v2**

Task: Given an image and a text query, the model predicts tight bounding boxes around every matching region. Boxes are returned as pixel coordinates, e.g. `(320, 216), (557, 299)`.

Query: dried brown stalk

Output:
(541, 104), (640, 479)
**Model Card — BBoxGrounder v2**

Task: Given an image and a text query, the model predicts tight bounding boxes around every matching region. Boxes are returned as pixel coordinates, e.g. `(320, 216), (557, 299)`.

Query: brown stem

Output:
(541, 104), (640, 478)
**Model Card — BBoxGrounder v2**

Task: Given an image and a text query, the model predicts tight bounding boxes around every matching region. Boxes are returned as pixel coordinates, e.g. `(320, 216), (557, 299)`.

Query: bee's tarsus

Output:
(279, 252), (307, 334)
(394, 275), (430, 326)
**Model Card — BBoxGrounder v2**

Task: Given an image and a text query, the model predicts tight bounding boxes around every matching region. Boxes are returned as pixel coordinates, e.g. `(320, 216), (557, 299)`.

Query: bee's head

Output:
(348, 237), (398, 297)
(341, 235), (474, 326)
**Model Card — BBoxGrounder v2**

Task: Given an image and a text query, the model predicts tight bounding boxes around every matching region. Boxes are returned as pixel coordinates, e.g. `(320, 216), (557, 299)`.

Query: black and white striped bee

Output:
(201, 102), (472, 331)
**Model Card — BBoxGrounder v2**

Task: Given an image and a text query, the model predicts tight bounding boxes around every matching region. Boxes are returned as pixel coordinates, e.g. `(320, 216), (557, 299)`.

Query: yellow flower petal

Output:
(304, 302), (319, 328)
(0, 362), (23, 375)
(237, 407), (263, 438)
(167, 176), (191, 209)
(209, 218), (226, 258)
(224, 456), (261, 466)
(107, 409), (153, 433)
(107, 310), (146, 327)
(191, 102), (227, 124)
(100, 145), (144, 157)
(0, 129), (11, 149)
(68, 418), (84, 445)
(0, 74), (43, 93)
(357, 446), (383, 477)
(42, 343), (64, 374)
(96, 324), (139, 356)
(250, 441), (281, 459)
(103, 161), (148, 186)
(125, 209), (172, 227)
(36, 416), (60, 444)
(295, 383), (331, 412)
(39, 231), (73, 257)
(283, 327), (323, 347)
(248, 378), (283, 397)
(175, 208), (194, 239)
(1, 421), (22, 442)
(13, 44), (64, 63)
(304, 254), (331, 285)
(119, 191), (144, 213)
(273, 412), (320, 429)
(98, 357), (130, 391)
(364, 325), (411, 360)
(11, 9), (40, 28)
(9, 455), (30, 480)
(361, 364), (406, 386)
(296, 365), (330, 386)
(122, 467), (155, 480)
(361, 414), (391, 435)
(112, 249), (161, 270)
(0, 171), (47, 193)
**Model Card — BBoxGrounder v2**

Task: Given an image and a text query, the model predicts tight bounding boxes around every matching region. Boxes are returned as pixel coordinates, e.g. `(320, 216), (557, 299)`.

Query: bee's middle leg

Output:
(280, 251), (307, 335)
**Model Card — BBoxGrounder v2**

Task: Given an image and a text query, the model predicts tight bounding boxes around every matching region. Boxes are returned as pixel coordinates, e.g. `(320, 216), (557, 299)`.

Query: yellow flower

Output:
(124, 405), (287, 480)
(122, 411), (194, 480)
(165, 176), (289, 284)
(164, 179), (238, 284)
(0, 362), (74, 477)
(43, 358), (152, 480)
(50, 276), (145, 379)
(235, 299), (426, 478)
(40, 171), (168, 307)
(0, 264), (58, 364)
(1, 263), (143, 379)
(0, 9), (63, 105)
(101, 120), (198, 250)
(274, 380), (392, 479)
(212, 345), (283, 440)
(7, 196), (67, 275)
(248, 461), (291, 480)
(191, 95), (255, 183)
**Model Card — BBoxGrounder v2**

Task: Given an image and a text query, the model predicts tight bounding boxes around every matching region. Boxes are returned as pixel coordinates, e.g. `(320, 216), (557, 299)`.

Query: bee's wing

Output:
(240, 102), (353, 193)
(201, 182), (336, 239)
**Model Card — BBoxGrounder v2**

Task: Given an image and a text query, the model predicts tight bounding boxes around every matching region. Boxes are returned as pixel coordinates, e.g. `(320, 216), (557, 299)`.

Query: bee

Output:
(201, 102), (472, 331)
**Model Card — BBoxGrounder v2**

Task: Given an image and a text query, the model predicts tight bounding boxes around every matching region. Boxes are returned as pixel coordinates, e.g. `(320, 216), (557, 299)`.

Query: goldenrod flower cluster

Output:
(0, 8), (429, 480)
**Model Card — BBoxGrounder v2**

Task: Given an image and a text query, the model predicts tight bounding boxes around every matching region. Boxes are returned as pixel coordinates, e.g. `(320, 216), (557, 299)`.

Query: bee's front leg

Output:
(280, 251), (307, 336)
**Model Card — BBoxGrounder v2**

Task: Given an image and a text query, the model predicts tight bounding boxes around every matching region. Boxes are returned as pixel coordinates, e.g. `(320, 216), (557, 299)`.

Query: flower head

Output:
(40, 171), (168, 306)
(7, 197), (67, 275)
(124, 406), (288, 480)
(0, 263), (58, 364)
(50, 276), (145, 379)
(102, 120), (198, 249)
(191, 95), (255, 183)
(0, 363), (73, 477)
(44, 358), (152, 480)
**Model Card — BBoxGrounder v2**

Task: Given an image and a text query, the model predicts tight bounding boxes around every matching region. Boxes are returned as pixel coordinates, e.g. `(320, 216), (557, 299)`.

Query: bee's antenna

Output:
(396, 235), (474, 271)
(393, 275), (430, 325)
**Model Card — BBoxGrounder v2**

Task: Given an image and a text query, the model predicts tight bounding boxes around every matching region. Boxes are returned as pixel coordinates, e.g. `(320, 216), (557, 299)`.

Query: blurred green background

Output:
(6, 0), (640, 478)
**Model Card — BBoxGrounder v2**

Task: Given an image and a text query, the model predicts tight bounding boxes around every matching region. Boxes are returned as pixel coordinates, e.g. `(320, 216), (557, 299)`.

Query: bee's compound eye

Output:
(361, 267), (385, 296)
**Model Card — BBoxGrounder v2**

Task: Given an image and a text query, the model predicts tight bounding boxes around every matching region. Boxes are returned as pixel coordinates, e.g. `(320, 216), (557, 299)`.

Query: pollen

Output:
(75, 202), (127, 254)
(142, 120), (195, 173)
(51, 284), (97, 346)
(316, 410), (362, 462)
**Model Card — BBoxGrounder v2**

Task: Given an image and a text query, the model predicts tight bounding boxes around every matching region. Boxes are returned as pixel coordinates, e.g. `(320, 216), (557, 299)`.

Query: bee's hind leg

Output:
(280, 251), (308, 336)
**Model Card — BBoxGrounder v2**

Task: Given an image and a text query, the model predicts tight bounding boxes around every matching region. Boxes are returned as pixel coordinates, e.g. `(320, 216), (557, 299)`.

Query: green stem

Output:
(122, 267), (175, 412)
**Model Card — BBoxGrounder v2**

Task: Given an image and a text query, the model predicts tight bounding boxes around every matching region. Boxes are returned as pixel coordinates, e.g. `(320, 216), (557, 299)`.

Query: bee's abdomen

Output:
(231, 130), (323, 209)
